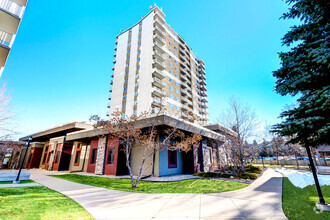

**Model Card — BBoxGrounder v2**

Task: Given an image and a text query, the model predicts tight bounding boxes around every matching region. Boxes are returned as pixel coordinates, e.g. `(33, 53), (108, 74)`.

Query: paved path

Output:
(30, 169), (287, 219)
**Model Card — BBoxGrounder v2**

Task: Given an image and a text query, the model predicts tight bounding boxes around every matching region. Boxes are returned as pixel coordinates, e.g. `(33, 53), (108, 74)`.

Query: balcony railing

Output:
(153, 50), (165, 61)
(152, 69), (165, 79)
(0, 0), (24, 18)
(152, 87), (165, 97)
(152, 77), (166, 88)
(153, 34), (165, 45)
(153, 58), (165, 70)
(154, 26), (165, 37)
(0, 29), (13, 48)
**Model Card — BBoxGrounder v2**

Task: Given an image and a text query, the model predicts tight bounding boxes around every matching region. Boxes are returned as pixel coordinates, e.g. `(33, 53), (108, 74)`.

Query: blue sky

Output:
(1, 0), (297, 140)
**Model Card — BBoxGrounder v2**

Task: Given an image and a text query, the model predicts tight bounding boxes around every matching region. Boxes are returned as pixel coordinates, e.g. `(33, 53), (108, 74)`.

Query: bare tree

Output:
(270, 135), (286, 165)
(217, 97), (259, 172)
(0, 82), (15, 140)
(95, 110), (201, 188)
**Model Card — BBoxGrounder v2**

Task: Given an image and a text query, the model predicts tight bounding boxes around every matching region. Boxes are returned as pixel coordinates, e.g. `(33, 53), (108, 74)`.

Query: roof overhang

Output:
(66, 115), (227, 142)
(19, 122), (94, 142)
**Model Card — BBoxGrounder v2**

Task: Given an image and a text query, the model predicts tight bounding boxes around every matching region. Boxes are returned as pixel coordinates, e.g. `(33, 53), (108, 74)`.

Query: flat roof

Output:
(66, 115), (229, 142)
(19, 122), (94, 142)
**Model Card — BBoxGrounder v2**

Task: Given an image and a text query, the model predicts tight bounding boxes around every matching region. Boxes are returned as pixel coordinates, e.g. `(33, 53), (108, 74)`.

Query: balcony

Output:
(153, 50), (165, 61)
(154, 20), (165, 31)
(0, 30), (13, 48)
(152, 77), (166, 88)
(152, 58), (165, 70)
(115, 39), (118, 45)
(113, 59), (116, 64)
(152, 97), (164, 107)
(112, 66), (115, 71)
(180, 74), (188, 82)
(201, 91), (208, 97)
(200, 68), (206, 75)
(114, 45), (117, 51)
(110, 80), (113, 85)
(152, 87), (165, 97)
(181, 88), (188, 95)
(181, 96), (188, 103)
(0, 0), (24, 18)
(111, 73), (114, 78)
(154, 13), (165, 24)
(108, 95), (111, 100)
(113, 52), (116, 57)
(153, 34), (165, 45)
(106, 111), (109, 116)
(153, 42), (165, 53)
(107, 103), (110, 108)
(154, 26), (165, 37)
(200, 74), (206, 80)
(152, 69), (165, 79)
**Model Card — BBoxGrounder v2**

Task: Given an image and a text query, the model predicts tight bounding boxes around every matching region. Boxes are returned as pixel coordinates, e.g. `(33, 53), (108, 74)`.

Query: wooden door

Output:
(43, 145), (51, 170)
(52, 144), (63, 171)
(104, 137), (119, 175)
(87, 138), (98, 173)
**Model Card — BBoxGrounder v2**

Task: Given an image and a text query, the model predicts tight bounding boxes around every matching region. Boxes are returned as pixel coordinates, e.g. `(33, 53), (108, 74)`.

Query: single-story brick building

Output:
(19, 115), (236, 177)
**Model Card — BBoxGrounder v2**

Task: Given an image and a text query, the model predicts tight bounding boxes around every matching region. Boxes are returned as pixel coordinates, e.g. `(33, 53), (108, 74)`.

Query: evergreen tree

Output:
(272, 0), (329, 206)
(272, 0), (329, 147)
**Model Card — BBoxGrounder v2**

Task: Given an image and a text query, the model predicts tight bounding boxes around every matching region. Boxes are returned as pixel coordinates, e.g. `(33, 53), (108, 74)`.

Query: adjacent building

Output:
(108, 5), (209, 125)
(0, 0), (28, 77)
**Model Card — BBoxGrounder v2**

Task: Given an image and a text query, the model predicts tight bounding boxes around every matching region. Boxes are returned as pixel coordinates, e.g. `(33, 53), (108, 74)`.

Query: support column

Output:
(95, 137), (107, 175)
(201, 139), (208, 172)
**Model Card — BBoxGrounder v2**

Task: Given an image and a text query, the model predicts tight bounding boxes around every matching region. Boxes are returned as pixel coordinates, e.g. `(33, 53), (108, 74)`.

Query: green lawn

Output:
(0, 186), (94, 219)
(0, 180), (35, 184)
(282, 177), (330, 220)
(50, 174), (248, 193)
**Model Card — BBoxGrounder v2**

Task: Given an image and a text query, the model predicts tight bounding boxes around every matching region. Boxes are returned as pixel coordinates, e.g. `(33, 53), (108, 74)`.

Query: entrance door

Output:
(104, 137), (118, 175)
(87, 138), (98, 173)
(52, 144), (63, 171)
(58, 144), (73, 171)
(27, 148), (43, 169)
(43, 145), (51, 170)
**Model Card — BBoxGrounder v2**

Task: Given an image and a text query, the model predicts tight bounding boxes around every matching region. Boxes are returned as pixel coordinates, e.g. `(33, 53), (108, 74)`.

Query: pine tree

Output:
(272, 0), (329, 206)
(272, 0), (329, 147)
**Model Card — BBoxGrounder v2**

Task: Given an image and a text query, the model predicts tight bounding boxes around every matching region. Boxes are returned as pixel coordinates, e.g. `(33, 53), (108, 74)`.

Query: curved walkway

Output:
(30, 168), (287, 219)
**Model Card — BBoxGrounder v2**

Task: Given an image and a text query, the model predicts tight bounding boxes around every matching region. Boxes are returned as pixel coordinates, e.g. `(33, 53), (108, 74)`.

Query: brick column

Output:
(95, 137), (107, 175)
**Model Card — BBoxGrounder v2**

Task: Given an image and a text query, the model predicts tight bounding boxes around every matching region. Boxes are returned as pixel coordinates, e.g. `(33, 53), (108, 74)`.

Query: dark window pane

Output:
(74, 151), (80, 164)
(55, 151), (60, 163)
(91, 149), (97, 164)
(107, 148), (115, 164)
(168, 150), (177, 168)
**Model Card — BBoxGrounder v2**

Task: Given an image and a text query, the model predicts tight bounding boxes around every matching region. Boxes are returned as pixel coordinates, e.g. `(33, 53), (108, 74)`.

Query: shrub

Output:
(238, 172), (257, 180)
(245, 165), (262, 174)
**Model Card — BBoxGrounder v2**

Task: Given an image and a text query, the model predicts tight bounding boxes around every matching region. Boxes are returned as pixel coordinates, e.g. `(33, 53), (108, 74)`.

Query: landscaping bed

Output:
(193, 165), (262, 180)
(0, 186), (94, 219)
(282, 177), (330, 220)
(49, 174), (248, 193)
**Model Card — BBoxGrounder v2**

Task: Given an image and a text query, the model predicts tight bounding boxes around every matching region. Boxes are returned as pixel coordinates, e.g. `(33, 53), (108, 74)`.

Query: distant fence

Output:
(253, 159), (309, 166)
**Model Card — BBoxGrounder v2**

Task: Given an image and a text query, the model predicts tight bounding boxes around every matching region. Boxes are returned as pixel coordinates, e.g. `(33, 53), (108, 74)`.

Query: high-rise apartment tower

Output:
(0, 0), (28, 77)
(108, 6), (209, 125)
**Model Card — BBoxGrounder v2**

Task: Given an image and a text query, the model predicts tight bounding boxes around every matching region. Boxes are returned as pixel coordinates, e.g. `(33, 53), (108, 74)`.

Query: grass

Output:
(0, 186), (94, 219)
(282, 177), (330, 220)
(0, 180), (35, 184)
(49, 174), (248, 193)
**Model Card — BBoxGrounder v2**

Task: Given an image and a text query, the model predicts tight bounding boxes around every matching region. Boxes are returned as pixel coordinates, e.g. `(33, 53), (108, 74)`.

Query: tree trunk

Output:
(276, 153), (279, 165)
(261, 157), (265, 169)
(306, 146), (326, 205)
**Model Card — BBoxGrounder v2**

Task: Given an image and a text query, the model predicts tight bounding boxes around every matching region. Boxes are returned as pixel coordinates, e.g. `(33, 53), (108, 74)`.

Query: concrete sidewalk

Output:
(30, 169), (287, 219)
